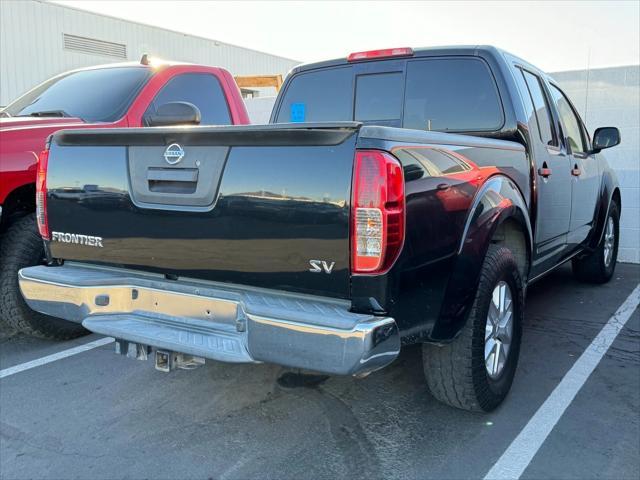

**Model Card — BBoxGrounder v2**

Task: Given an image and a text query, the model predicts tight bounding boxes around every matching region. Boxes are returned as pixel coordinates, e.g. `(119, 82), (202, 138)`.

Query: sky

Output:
(54, 0), (639, 72)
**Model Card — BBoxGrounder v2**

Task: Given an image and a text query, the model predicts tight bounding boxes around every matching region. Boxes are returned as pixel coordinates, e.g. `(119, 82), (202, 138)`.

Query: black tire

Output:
(422, 245), (524, 412)
(572, 202), (620, 284)
(0, 214), (88, 339)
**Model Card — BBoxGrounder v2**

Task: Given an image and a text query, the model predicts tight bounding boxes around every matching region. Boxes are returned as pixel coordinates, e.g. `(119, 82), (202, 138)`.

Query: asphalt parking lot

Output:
(0, 263), (638, 480)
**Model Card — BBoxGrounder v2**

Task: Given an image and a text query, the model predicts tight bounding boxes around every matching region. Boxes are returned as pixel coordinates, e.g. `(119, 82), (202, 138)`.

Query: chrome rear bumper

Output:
(18, 263), (399, 375)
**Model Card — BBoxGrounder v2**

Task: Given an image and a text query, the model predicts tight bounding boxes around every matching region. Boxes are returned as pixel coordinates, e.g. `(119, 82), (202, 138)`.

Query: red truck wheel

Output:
(0, 214), (88, 339)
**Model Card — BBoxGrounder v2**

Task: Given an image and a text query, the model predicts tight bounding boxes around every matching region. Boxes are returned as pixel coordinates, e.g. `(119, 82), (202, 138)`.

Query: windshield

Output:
(4, 66), (152, 122)
(275, 57), (504, 133)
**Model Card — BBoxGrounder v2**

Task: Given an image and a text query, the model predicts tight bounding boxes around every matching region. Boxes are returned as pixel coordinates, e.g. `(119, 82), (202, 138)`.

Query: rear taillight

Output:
(351, 150), (405, 274)
(347, 47), (414, 62)
(36, 148), (49, 239)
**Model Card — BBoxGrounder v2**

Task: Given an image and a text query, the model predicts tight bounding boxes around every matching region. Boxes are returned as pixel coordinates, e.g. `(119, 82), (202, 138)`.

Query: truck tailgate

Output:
(45, 123), (359, 299)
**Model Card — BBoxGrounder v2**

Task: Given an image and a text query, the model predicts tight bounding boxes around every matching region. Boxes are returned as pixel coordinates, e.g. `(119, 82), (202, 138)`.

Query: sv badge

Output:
(309, 260), (335, 274)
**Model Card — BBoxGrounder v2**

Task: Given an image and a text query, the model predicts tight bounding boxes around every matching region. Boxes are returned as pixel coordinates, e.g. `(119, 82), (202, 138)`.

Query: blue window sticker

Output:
(290, 103), (306, 123)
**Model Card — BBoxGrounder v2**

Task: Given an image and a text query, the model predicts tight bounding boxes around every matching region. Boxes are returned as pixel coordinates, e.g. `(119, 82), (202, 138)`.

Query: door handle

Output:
(571, 166), (581, 176)
(538, 167), (552, 178)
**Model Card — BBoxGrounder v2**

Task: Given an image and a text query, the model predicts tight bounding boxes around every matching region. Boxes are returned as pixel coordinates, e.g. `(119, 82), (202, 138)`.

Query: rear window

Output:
(275, 67), (352, 123)
(276, 57), (504, 133)
(4, 67), (152, 122)
(354, 72), (403, 126)
(403, 59), (503, 132)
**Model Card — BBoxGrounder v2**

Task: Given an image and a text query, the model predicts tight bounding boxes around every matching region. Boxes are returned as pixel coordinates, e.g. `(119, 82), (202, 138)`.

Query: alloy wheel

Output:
(485, 281), (514, 379)
(603, 216), (615, 267)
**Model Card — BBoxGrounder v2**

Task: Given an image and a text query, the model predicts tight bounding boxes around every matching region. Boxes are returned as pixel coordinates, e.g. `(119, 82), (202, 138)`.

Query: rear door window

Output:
(145, 73), (231, 125)
(275, 67), (352, 123)
(521, 70), (557, 146)
(354, 72), (403, 126)
(403, 58), (504, 132)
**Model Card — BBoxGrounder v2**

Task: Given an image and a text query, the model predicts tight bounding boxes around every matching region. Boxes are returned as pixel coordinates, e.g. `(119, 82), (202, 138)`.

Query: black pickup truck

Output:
(17, 46), (621, 411)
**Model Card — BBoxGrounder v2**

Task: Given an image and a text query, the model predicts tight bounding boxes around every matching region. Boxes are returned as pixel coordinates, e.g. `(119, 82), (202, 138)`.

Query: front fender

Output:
(430, 175), (532, 341)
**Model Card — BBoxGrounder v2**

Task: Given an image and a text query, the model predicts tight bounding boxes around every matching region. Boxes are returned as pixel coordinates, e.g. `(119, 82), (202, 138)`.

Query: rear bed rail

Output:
(53, 122), (361, 147)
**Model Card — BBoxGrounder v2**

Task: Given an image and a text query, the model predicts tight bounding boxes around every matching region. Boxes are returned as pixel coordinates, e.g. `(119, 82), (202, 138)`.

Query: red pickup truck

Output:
(0, 58), (250, 338)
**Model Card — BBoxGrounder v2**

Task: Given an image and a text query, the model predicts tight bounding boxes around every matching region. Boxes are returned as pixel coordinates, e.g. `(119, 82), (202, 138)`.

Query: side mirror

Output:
(592, 127), (620, 153)
(144, 101), (201, 127)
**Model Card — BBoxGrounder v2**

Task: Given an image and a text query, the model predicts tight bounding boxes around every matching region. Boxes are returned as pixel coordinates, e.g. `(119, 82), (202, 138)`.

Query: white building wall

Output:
(244, 96), (277, 124)
(552, 65), (640, 263)
(0, 0), (299, 105)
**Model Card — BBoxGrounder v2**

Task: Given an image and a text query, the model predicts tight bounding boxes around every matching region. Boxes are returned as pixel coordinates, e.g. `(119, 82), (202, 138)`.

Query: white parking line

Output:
(0, 336), (114, 379)
(484, 284), (640, 480)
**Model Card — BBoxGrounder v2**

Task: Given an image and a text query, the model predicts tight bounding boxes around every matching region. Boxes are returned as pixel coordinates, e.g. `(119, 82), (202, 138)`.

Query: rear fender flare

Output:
(430, 175), (532, 341)
(588, 170), (620, 251)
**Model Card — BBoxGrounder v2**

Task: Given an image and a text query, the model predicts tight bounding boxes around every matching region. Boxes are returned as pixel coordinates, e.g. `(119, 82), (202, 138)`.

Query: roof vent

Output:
(63, 34), (127, 59)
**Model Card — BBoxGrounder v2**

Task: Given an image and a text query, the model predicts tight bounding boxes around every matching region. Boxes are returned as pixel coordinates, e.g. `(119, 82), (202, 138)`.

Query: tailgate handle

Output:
(147, 168), (199, 194)
(147, 168), (199, 182)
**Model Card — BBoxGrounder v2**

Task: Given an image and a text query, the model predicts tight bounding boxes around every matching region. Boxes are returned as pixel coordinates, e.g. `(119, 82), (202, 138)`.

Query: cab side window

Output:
(145, 73), (231, 125)
(549, 84), (586, 154)
(521, 70), (557, 147)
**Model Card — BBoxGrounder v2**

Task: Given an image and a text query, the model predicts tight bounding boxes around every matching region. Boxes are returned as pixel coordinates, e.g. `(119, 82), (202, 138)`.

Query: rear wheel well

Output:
(612, 188), (621, 209)
(490, 218), (529, 282)
(0, 183), (35, 232)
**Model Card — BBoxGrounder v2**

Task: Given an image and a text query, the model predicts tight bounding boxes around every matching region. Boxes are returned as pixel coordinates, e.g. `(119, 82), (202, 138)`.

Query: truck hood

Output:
(0, 116), (86, 131)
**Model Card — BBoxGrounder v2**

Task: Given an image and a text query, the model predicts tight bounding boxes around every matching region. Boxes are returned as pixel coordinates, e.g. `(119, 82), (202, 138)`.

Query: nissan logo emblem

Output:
(164, 143), (185, 165)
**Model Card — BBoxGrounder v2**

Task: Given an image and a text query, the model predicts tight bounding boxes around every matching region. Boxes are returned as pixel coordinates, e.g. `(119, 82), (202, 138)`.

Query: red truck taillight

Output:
(36, 148), (50, 239)
(351, 150), (405, 274)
